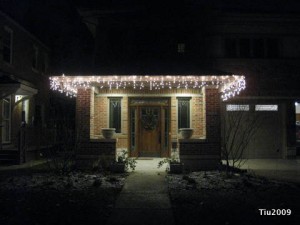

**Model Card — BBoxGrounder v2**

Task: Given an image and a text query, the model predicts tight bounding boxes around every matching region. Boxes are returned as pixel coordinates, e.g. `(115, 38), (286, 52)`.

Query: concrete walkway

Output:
(106, 158), (174, 225)
(239, 159), (300, 183)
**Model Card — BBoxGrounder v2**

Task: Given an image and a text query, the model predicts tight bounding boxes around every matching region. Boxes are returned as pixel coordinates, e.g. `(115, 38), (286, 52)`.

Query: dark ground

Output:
(0, 165), (299, 225)
(167, 171), (300, 225)
(0, 164), (125, 225)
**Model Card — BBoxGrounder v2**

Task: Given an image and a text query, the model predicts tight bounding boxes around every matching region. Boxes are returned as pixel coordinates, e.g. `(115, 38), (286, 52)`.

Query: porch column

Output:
(76, 88), (94, 141)
(205, 87), (221, 143)
(179, 87), (221, 171)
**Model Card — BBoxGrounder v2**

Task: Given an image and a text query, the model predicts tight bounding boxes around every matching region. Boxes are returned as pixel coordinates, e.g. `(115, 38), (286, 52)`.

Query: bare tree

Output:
(221, 103), (264, 173)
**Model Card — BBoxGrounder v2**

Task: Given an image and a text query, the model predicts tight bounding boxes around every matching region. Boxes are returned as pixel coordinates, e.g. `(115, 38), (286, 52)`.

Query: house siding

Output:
(0, 11), (50, 152)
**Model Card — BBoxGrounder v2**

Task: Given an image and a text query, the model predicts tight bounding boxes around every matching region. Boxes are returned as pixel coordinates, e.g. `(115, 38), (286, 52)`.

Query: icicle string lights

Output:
(49, 74), (246, 101)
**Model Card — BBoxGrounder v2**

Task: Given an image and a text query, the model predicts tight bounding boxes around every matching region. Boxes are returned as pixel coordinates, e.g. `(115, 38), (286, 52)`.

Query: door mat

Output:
(137, 157), (153, 160)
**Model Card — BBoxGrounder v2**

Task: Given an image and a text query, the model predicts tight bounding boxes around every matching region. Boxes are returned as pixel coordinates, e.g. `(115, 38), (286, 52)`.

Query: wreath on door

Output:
(142, 110), (158, 130)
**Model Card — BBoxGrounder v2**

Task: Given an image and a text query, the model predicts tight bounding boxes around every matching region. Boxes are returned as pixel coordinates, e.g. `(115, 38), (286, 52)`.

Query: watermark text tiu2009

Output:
(259, 209), (292, 216)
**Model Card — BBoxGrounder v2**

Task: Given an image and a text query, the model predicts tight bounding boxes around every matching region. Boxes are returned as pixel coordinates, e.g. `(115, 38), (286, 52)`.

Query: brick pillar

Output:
(76, 88), (92, 141)
(205, 87), (221, 142)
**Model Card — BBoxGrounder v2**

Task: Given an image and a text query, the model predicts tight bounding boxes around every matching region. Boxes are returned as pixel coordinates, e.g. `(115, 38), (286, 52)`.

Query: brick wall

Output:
(179, 140), (220, 155)
(179, 139), (220, 170)
(93, 96), (108, 136)
(76, 88), (92, 141)
(178, 87), (221, 170)
(191, 96), (205, 137)
(77, 139), (116, 156)
(76, 139), (116, 169)
(205, 87), (221, 141)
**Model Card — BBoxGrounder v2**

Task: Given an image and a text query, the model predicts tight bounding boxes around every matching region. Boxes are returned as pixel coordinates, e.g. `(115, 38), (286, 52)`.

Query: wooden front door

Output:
(139, 107), (161, 157)
(129, 98), (170, 157)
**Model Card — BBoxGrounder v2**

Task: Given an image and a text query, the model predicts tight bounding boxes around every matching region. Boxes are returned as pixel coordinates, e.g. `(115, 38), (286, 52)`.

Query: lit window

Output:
(109, 97), (122, 133)
(226, 104), (249, 111)
(177, 43), (185, 53)
(177, 97), (191, 129)
(255, 105), (278, 111)
(2, 27), (13, 64)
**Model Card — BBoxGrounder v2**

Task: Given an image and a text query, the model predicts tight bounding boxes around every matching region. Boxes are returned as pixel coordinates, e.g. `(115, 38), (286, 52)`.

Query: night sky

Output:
(1, 0), (300, 74)
(72, 0), (300, 13)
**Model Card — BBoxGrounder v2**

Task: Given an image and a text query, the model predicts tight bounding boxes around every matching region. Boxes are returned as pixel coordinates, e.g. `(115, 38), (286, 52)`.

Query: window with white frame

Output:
(226, 104), (250, 111)
(255, 105), (278, 111)
(2, 27), (13, 64)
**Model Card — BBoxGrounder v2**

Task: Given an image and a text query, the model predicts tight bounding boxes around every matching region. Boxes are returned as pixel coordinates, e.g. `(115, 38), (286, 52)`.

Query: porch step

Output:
(0, 150), (20, 165)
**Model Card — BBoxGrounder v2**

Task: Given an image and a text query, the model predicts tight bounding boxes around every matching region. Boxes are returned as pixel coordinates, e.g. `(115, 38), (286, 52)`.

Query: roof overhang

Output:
(0, 83), (38, 99)
(50, 74), (246, 101)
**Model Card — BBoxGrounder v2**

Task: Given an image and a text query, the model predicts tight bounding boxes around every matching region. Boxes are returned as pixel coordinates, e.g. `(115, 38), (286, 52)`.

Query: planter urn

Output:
(101, 128), (116, 139)
(179, 128), (194, 139)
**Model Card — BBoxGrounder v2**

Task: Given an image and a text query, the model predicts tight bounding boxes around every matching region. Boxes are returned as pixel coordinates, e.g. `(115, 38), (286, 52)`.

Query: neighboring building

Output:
(0, 11), (51, 163)
(50, 3), (300, 169)
(213, 12), (300, 159)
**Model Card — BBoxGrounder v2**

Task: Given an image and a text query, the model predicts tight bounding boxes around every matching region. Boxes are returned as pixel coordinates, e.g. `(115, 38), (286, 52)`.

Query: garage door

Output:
(245, 106), (283, 158)
(224, 104), (284, 159)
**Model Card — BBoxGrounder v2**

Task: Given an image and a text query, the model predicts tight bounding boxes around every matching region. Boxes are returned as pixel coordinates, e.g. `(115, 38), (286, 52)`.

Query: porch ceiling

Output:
(49, 74), (246, 101)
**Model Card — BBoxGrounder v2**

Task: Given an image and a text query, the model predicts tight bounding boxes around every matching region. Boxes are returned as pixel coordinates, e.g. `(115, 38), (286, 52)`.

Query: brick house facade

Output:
(51, 74), (243, 170)
(51, 3), (300, 168)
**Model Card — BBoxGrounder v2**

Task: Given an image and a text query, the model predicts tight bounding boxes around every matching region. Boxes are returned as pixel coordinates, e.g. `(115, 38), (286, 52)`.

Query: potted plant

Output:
(179, 128), (194, 139)
(101, 128), (116, 139)
(110, 150), (137, 173)
(158, 156), (184, 174)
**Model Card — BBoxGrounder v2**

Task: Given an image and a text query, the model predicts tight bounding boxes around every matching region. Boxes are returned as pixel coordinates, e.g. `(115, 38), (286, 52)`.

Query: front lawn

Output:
(0, 165), (125, 225)
(168, 171), (299, 225)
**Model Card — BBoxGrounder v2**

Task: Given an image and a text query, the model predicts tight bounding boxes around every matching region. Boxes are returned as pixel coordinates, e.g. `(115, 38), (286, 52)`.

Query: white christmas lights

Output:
(49, 74), (246, 101)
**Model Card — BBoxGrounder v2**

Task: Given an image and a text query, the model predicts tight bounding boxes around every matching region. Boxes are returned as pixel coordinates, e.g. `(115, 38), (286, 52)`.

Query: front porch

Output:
(50, 74), (245, 170)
